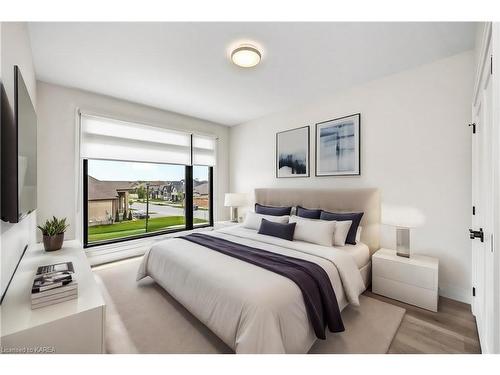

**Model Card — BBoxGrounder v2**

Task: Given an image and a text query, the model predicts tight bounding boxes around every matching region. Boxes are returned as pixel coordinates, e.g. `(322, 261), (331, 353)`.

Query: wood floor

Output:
(364, 290), (481, 353)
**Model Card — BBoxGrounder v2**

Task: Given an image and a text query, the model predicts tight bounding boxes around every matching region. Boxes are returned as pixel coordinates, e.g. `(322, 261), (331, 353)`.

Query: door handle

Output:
(469, 228), (484, 242)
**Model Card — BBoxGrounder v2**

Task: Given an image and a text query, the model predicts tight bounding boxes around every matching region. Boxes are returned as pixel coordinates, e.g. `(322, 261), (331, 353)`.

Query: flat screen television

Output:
(1, 65), (37, 223)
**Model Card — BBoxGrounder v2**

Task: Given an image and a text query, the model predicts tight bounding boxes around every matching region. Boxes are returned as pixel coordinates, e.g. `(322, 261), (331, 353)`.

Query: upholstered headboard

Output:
(254, 188), (380, 254)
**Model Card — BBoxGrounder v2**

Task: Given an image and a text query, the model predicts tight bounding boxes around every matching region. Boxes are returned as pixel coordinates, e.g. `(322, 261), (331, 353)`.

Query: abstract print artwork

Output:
(276, 126), (310, 178)
(315, 114), (360, 176)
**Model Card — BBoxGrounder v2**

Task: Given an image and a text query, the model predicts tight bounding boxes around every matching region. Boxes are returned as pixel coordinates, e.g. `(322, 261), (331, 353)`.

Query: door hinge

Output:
(491, 55), (493, 75)
(469, 123), (476, 134)
(472, 206), (476, 215)
(473, 287), (476, 297)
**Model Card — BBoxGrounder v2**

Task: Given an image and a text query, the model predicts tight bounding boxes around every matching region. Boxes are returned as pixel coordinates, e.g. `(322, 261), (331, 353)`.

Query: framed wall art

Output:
(276, 126), (310, 178)
(315, 113), (360, 176)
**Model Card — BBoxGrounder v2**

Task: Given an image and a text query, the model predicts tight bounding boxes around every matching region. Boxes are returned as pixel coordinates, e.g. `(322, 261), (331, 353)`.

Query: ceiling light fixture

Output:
(230, 44), (262, 68)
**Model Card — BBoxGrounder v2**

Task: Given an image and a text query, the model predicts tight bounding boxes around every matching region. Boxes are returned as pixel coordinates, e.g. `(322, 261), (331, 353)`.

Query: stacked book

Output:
(31, 262), (78, 309)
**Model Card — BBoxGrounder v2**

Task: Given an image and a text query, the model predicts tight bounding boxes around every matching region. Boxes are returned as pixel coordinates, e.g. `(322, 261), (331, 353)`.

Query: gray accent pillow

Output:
(296, 206), (322, 219)
(320, 211), (364, 245)
(255, 203), (292, 216)
(258, 219), (296, 241)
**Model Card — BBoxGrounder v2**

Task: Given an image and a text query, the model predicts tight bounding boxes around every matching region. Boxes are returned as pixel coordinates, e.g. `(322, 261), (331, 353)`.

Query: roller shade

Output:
(80, 114), (192, 165)
(192, 134), (217, 166)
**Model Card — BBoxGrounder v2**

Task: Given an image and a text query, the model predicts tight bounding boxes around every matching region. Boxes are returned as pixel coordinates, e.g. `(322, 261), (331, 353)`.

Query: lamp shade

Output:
(224, 193), (247, 207)
(381, 204), (425, 228)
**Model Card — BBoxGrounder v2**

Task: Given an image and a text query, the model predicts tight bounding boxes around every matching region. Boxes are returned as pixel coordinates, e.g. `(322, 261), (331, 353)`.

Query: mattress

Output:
(340, 242), (370, 269)
(137, 226), (366, 353)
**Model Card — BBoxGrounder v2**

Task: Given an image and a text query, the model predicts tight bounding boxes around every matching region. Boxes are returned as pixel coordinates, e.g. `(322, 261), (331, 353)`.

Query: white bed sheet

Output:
(340, 242), (370, 269)
(137, 226), (365, 353)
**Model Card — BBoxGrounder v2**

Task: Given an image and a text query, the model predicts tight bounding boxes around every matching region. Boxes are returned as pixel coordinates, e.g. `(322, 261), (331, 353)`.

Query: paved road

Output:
(130, 202), (209, 221)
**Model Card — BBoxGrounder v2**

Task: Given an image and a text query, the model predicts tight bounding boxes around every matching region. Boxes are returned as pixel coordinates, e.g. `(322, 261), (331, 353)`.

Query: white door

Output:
(471, 39), (494, 353)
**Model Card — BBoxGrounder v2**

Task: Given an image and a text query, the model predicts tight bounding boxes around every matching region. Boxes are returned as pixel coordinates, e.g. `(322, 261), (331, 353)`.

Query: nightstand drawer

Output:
(373, 256), (437, 290)
(373, 276), (438, 311)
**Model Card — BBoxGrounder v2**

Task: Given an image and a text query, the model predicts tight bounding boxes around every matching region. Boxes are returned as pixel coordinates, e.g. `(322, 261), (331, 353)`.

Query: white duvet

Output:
(137, 226), (366, 353)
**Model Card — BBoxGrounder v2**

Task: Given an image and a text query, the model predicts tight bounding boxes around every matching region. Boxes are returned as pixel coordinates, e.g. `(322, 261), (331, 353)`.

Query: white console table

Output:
(0, 240), (105, 353)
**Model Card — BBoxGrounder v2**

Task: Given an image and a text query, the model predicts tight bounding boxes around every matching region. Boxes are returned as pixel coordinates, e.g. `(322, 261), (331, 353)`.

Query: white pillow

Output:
(289, 216), (335, 247)
(356, 226), (363, 243)
(243, 212), (289, 230)
(333, 220), (352, 247)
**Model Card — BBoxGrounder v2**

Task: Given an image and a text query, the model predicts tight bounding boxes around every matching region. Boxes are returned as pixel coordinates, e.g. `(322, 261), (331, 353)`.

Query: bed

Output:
(137, 188), (380, 353)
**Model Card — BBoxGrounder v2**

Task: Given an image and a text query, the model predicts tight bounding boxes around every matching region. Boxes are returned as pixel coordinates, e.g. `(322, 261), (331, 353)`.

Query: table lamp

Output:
(382, 204), (425, 258)
(224, 193), (247, 222)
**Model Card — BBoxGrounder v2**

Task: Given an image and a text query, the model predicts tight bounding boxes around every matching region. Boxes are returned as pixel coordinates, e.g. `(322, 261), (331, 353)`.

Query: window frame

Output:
(82, 159), (214, 249)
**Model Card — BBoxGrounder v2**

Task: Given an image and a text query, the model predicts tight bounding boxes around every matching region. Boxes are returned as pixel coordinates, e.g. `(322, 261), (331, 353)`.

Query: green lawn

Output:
(88, 216), (208, 242)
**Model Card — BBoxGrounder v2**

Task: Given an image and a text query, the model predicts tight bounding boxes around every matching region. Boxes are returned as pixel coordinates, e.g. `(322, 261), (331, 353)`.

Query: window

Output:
(83, 160), (213, 246)
(193, 165), (212, 227)
(80, 114), (215, 247)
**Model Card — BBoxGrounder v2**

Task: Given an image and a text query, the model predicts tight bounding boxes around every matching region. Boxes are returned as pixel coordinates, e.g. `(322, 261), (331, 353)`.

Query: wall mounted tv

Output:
(1, 66), (37, 223)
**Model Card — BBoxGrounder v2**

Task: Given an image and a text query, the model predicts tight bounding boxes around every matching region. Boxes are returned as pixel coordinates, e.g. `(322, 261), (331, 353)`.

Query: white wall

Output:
(230, 51), (474, 303)
(0, 22), (38, 300)
(36, 82), (230, 242)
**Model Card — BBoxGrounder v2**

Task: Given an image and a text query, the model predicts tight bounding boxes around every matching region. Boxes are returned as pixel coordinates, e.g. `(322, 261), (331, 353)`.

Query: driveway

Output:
(130, 202), (210, 221)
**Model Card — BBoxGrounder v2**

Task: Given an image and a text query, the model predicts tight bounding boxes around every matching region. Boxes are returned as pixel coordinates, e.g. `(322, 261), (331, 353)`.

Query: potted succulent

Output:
(37, 217), (69, 252)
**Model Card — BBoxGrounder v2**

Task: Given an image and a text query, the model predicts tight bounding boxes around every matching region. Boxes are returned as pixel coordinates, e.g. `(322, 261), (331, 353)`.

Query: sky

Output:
(88, 159), (208, 181)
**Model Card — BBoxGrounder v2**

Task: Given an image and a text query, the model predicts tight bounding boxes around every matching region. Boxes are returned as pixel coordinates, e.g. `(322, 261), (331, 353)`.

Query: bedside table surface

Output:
(374, 248), (438, 269)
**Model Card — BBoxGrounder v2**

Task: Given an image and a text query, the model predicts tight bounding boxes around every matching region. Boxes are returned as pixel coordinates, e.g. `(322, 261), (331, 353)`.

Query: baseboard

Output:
(438, 284), (471, 304)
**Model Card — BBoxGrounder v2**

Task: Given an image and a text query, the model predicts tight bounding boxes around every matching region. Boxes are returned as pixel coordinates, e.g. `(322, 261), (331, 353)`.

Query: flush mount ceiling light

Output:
(230, 44), (262, 68)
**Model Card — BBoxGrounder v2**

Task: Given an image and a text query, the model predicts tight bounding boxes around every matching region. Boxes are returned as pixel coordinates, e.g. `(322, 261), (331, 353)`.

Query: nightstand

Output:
(372, 248), (439, 312)
(214, 220), (240, 230)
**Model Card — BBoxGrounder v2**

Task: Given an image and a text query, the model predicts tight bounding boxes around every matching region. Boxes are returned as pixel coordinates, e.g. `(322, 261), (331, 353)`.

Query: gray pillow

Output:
(255, 203), (292, 216)
(258, 219), (296, 241)
(320, 211), (364, 245)
(296, 205), (322, 219)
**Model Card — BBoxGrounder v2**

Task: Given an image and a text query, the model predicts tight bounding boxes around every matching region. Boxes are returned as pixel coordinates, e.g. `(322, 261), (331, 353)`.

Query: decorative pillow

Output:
(296, 206), (322, 219)
(333, 220), (352, 247)
(255, 203), (292, 216)
(356, 226), (363, 243)
(289, 216), (335, 246)
(320, 211), (364, 245)
(258, 219), (296, 241)
(243, 211), (289, 230)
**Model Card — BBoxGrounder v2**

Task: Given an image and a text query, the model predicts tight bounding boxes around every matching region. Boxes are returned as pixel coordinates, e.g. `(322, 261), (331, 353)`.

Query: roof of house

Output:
(88, 177), (194, 200)
(194, 182), (209, 196)
(88, 176), (135, 200)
